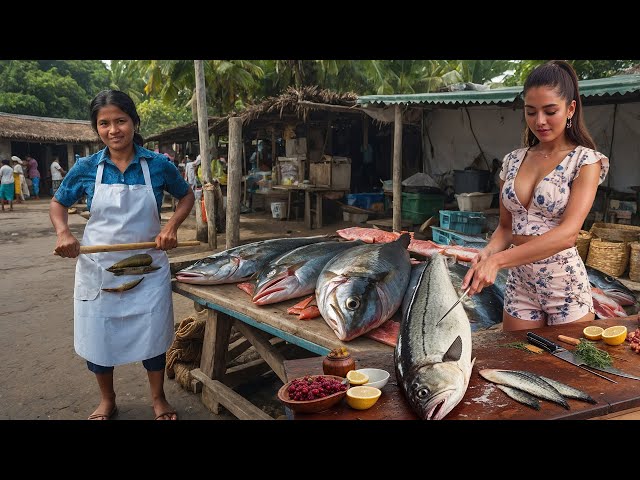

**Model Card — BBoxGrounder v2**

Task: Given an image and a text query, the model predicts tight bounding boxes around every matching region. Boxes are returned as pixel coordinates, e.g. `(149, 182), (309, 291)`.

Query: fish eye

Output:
(267, 269), (276, 278)
(605, 276), (614, 283)
(417, 388), (430, 398)
(345, 297), (360, 310)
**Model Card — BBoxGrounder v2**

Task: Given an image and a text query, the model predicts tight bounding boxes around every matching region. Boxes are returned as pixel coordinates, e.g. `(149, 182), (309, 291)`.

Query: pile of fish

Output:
(479, 369), (596, 410)
(102, 253), (159, 293)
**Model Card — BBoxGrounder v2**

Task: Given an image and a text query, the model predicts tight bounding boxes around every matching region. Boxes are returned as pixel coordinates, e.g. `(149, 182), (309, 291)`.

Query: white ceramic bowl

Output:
(356, 368), (390, 389)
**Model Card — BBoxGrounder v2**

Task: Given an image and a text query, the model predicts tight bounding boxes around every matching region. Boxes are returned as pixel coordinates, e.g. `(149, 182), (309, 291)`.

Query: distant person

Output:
(0, 159), (15, 211)
(49, 90), (194, 421)
(185, 155), (200, 191)
(11, 156), (25, 203)
(50, 156), (66, 195)
(26, 155), (41, 199)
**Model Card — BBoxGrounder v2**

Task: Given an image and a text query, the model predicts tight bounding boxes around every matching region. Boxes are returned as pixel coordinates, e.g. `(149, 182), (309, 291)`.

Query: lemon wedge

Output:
(346, 386), (381, 410)
(583, 326), (604, 341)
(346, 370), (369, 385)
(602, 325), (627, 346)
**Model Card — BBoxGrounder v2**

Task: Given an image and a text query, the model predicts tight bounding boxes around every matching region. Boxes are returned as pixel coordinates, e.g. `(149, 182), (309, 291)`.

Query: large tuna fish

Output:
(175, 235), (329, 285)
(586, 266), (637, 306)
(401, 261), (503, 331)
(252, 240), (363, 305)
(395, 254), (475, 420)
(316, 233), (411, 341)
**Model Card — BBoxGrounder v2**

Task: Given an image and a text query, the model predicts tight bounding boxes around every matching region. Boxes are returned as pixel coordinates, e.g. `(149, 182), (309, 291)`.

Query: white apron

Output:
(73, 159), (173, 366)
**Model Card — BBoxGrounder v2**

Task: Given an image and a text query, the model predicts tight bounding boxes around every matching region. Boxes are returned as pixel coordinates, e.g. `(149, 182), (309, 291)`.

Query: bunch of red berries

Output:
(287, 375), (347, 401)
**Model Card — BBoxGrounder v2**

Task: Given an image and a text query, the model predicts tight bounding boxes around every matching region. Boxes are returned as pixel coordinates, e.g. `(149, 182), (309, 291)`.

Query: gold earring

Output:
(566, 117), (572, 129)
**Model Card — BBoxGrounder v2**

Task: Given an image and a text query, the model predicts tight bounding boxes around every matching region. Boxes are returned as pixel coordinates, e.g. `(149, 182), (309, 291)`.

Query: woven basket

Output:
(586, 238), (630, 277)
(590, 222), (640, 243)
(576, 230), (592, 262)
(630, 242), (640, 282)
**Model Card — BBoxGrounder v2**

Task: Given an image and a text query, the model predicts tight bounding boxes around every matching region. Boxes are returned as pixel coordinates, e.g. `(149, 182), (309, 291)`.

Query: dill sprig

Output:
(498, 342), (537, 353)
(575, 340), (612, 368)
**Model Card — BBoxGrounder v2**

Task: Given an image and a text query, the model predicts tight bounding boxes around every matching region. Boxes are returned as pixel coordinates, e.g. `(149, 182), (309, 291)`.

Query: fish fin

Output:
(442, 336), (463, 362)
(396, 232), (411, 249)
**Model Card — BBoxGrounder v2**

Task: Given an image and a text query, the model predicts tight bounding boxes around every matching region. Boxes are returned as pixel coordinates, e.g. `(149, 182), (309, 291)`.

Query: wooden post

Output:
(393, 105), (403, 232)
(195, 191), (208, 242)
(66, 144), (75, 170)
(195, 60), (217, 249)
(227, 117), (242, 249)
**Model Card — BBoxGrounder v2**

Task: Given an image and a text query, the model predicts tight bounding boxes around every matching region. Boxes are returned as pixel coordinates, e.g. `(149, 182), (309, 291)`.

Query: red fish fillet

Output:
(364, 319), (400, 347)
(336, 227), (413, 244)
(237, 282), (255, 296)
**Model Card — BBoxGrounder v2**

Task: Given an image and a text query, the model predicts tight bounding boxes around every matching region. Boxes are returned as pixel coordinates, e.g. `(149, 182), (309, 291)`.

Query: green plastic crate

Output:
(401, 192), (445, 224)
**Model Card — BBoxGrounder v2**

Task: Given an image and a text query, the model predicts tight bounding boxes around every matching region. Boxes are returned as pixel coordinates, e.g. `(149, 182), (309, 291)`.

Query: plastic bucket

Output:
(271, 201), (287, 220)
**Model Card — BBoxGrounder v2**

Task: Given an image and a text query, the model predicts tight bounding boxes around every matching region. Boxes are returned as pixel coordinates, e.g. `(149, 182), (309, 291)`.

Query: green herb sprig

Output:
(498, 342), (538, 353)
(575, 340), (612, 368)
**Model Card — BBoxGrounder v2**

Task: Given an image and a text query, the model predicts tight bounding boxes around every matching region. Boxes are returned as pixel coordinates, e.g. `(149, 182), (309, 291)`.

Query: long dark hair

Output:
(521, 60), (596, 150)
(90, 90), (144, 146)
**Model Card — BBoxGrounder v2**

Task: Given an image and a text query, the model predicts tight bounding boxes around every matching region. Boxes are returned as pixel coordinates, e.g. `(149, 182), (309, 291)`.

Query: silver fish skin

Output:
(316, 233), (411, 341)
(496, 384), (541, 410)
(252, 240), (363, 305)
(175, 235), (330, 285)
(478, 369), (570, 410)
(395, 254), (474, 420)
(517, 372), (597, 405)
(586, 266), (637, 306)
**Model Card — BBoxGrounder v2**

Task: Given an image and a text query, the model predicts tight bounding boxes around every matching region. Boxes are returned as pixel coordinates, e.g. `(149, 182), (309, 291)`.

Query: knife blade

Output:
(437, 287), (470, 325)
(526, 332), (617, 383)
(528, 332), (640, 381)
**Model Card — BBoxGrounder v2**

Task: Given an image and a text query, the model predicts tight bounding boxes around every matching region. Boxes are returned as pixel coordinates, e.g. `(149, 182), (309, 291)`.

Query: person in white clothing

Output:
(11, 156), (29, 201)
(49, 90), (194, 420)
(50, 156), (66, 195)
(0, 159), (15, 211)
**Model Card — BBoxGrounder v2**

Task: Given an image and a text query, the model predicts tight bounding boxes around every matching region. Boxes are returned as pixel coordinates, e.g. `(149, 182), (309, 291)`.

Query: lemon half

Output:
(346, 370), (369, 385)
(602, 325), (627, 346)
(346, 386), (381, 410)
(583, 326), (604, 341)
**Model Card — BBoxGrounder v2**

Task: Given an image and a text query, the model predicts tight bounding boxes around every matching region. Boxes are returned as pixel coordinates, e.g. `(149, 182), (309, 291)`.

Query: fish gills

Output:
(395, 254), (474, 420)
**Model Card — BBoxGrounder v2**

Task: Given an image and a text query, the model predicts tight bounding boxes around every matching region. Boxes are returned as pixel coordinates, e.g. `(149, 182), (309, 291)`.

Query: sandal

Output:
(154, 410), (178, 420)
(88, 405), (118, 420)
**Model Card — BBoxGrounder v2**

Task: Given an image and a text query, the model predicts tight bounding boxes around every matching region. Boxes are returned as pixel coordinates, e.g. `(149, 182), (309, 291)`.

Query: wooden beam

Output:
(233, 321), (287, 383)
(226, 338), (252, 363)
(224, 359), (273, 388)
(297, 100), (360, 114)
(392, 105), (403, 232)
(227, 117), (242, 249)
(199, 309), (233, 413)
(191, 369), (273, 420)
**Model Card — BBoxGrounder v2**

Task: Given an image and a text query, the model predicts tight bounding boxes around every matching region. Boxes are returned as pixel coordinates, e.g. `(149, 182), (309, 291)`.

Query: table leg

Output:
(287, 190), (292, 221)
(305, 191), (312, 229)
(198, 309), (233, 414)
(316, 192), (323, 228)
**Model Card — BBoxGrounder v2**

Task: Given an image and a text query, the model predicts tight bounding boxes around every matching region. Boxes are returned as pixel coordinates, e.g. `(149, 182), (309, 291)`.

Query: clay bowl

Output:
(277, 375), (348, 414)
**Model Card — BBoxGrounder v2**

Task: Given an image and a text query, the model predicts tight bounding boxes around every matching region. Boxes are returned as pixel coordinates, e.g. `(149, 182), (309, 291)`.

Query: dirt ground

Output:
(0, 196), (355, 420)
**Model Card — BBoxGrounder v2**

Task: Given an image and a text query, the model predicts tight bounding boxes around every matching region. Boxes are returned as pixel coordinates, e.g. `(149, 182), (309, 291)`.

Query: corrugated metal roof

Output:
(356, 74), (640, 107)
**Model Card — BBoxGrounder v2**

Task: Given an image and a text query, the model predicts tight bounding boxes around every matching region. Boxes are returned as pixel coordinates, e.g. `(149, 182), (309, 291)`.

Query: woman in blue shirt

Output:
(50, 90), (195, 420)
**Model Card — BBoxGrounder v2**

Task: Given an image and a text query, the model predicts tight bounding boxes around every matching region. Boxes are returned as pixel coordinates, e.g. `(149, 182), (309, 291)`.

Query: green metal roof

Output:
(356, 74), (640, 107)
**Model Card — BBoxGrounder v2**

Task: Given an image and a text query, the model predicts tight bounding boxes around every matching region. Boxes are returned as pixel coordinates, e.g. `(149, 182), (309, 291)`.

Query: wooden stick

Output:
(54, 240), (201, 255)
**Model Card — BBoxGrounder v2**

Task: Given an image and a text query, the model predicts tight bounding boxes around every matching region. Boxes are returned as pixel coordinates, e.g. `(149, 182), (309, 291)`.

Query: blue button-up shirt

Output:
(54, 144), (190, 214)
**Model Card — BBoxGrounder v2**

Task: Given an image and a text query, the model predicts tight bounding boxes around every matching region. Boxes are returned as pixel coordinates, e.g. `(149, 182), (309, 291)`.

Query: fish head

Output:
(588, 266), (637, 306)
(252, 264), (303, 305)
(404, 363), (468, 420)
(175, 254), (242, 284)
(320, 274), (386, 341)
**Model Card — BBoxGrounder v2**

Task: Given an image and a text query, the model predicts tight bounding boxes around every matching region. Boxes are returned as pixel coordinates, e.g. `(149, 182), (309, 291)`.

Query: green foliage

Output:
(0, 60), (110, 119)
(137, 98), (192, 138)
(505, 60), (638, 86)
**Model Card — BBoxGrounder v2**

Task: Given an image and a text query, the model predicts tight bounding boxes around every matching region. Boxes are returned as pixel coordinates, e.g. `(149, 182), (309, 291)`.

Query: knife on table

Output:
(526, 332), (618, 383)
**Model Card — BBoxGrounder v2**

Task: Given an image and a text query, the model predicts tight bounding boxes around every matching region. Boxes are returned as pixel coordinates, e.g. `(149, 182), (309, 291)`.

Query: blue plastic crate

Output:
(439, 210), (486, 234)
(430, 226), (488, 248)
(346, 193), (384, 211)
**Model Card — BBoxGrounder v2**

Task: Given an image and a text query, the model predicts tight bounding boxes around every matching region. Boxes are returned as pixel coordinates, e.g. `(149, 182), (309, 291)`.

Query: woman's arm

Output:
(155, 188), (195, 250)
(50, 198), (80, 257)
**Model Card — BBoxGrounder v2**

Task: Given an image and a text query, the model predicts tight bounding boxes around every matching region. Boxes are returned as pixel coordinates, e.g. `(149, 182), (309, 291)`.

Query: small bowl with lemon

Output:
(346, 386), (382, 410)
(354, 368), (390, 389)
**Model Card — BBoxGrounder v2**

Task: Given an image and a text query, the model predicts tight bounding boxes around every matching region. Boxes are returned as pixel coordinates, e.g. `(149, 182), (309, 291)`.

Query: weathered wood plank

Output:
(224, 359), (272, 388)
(226, 338), (252, 363)
(191, 368), (273, 420)
(199, 309), (233, 413)
(172, 280), (391, 356)
(234, 321), (287, 383)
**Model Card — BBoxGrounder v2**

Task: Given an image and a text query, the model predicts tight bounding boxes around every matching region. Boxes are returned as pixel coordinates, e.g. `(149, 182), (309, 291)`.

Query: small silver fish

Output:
(106, 254), (153, 272)
(496, 384), (541, 410)
(111, 265), (161, 276)
(101, 277), (144, 292)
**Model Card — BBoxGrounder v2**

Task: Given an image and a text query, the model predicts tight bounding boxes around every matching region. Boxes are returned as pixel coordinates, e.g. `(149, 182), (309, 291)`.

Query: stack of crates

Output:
(431, 210), (488, 248)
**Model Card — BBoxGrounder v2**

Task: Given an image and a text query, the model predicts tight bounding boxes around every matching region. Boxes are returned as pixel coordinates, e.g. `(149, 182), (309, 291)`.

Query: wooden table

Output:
(272, 185), (349, 229)
(172, 280), (390, 420)
(283, 316), (640, 420)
